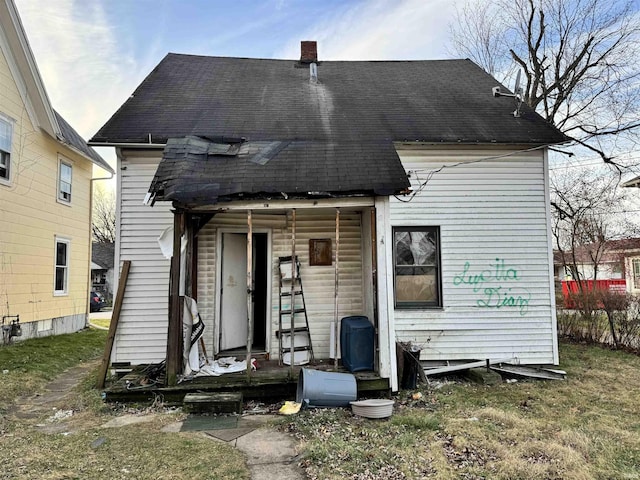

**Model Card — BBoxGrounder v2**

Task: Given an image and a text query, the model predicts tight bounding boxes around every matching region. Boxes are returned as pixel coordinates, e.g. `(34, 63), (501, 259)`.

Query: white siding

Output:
(113, 148), (369, 365)
(389, 147), (557, 365)
(115, 153), (172, 363)
(197, 210), (365, 360)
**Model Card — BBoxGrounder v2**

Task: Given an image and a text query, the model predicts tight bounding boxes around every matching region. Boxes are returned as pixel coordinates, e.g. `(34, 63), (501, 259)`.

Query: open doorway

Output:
(218, 232), (269, 354)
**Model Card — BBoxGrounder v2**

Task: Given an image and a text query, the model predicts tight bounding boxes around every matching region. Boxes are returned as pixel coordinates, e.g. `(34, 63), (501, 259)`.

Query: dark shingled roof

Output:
(92, 242), (115, 269)
(91, 54), (566, 206)
(55, 111), (113, 173)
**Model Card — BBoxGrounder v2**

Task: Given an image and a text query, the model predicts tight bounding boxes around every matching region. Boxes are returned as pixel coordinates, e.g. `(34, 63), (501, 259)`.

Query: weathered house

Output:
(0, 0), (113, 342)
(91, 242), (115, 302)
(91, 42), (566, 390)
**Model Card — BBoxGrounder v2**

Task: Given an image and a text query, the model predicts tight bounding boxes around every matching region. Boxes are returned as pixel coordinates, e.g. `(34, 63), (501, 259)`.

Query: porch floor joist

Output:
(102, 361), (389, 405)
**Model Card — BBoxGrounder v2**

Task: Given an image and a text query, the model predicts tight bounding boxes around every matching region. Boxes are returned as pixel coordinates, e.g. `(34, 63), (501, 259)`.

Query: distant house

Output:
(554, 238), (640, 295)
(0, 0), (113, 341)
(91, 242), (115, 302)
(91, 42), (566, 389)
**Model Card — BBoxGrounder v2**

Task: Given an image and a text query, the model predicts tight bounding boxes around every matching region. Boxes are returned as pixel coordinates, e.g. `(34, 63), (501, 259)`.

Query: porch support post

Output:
(375, 196), (398, 391)
(246, 210), (253, 381)
(334, 207), (340, 368)
(370, 208), (379, 325)
(166, 209), (185, 386)
(289, 208), (296, 377)
(185, 213), (194, 298)
(370, 207), (379, 363)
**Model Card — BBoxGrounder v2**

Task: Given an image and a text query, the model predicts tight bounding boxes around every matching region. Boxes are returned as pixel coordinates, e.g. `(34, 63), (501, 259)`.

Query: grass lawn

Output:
(3, 330), (639, 479)
(0, 328), (249, 480)
(284, 341), (640, 480)
(89, 318), (111, 329)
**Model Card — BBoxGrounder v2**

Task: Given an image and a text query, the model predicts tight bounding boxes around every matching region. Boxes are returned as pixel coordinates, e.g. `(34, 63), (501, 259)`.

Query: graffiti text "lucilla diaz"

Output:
(453, 259), (531, 316)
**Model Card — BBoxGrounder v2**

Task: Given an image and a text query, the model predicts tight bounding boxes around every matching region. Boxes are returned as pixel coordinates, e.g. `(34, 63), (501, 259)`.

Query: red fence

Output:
(560, 279), (627, 308)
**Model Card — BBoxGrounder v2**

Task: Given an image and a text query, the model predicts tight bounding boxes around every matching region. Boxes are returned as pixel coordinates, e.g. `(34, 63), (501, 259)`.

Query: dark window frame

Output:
(392, 226), (442, 309)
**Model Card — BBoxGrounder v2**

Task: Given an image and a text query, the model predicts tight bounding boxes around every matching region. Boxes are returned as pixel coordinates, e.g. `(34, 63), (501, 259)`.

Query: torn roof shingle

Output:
(149, 136), (410, 206)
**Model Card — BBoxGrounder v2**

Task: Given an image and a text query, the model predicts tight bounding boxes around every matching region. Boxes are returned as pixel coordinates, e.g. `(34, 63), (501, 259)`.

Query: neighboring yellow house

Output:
(0, 0), (113, 342)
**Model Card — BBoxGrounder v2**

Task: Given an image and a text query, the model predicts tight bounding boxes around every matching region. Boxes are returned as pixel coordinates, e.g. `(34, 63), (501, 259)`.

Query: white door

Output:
(220, 233), (248, 350)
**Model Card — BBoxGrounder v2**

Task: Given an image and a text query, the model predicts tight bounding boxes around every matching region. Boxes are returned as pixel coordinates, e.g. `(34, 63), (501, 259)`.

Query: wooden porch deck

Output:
(103, 359), (390, 405)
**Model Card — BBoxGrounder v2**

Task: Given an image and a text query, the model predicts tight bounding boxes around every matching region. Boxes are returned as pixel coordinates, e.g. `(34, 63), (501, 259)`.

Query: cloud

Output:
(276, 0), (456, 60)
(14, 0), (152, 163)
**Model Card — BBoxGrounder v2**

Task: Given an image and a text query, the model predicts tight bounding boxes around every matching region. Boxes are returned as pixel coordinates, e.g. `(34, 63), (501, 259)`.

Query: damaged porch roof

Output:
(147, 136), (409, 206)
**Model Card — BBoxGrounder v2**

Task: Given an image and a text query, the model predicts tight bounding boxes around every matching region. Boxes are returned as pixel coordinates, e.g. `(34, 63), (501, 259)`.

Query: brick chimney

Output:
(300, 41), (317, 63)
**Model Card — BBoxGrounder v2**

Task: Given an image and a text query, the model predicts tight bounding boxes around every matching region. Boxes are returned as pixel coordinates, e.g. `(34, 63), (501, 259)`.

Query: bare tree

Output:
(451, 0), (640, 169)
(92, 183), (116, 244)
(551, 169), (628, 283)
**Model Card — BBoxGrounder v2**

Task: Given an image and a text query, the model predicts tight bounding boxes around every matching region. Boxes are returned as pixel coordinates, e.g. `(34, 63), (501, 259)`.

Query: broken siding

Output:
(390, 147), (557, 364)
(115, 153), (172, 363)
(197, 210), (365, 359)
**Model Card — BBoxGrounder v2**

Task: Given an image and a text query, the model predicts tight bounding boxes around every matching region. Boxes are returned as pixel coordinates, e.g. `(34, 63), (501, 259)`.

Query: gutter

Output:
(58, 137), (115, 174)
(87, 141), (167, 149)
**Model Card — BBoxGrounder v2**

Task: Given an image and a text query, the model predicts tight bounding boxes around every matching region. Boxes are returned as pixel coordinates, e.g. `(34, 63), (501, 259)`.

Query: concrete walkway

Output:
(210, 416), (304, 480)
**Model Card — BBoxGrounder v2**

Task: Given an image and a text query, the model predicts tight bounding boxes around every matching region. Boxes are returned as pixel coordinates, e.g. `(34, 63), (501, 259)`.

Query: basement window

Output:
(393, 226), (441, 308)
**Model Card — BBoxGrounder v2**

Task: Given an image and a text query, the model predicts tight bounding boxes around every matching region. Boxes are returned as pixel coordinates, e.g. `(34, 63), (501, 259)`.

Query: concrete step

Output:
(183, 392), (243, 414)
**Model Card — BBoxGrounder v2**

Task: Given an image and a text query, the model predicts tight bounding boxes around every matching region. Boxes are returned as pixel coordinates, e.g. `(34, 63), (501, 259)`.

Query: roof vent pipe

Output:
(310, 62), (318, 83)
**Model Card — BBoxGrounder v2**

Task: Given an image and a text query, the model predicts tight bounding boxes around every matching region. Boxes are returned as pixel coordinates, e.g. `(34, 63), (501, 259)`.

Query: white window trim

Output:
(54, 236), (71, 296)
(0, 113), (14, 186)
(632, 257), (640, 291)
(57, 155), (73, 205)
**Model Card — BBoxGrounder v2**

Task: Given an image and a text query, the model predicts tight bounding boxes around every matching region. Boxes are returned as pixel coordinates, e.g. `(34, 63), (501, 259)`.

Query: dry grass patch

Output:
(0, 329), (250, 480)
(284, 341), (640, 479)
(90, 318), (111, 329)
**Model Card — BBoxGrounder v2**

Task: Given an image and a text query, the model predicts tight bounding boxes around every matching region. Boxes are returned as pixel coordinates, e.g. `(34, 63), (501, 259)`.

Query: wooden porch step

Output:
(183, 392), (243, 414)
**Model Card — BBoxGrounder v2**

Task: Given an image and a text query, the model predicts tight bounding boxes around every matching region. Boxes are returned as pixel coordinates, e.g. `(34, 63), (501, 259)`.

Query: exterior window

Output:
(58, 160), (72, 202)
(0, 115), (12, 181)
(55, 238), (70, 294)
(633, 259), (640, 290)
(393, 227), (441, 308)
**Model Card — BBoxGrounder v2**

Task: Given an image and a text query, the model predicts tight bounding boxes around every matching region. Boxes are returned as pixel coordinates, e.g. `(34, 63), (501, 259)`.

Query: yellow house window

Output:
(0, 115), (12, 181)
(54, 237), (70, 295)
(58, 159), (72, 203)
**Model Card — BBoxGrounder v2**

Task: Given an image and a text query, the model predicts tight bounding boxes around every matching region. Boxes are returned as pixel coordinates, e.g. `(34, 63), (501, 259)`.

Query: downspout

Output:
(87, 170), (115, 324)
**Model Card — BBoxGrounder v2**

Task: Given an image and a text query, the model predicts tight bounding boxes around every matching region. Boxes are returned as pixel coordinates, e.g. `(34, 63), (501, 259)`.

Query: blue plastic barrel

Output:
(340, 316), (375, 372)
(296, 368), (357, 407)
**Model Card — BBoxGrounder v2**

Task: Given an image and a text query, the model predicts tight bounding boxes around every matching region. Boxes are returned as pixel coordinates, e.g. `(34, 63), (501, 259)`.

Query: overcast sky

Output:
(14, 0), (458, 168)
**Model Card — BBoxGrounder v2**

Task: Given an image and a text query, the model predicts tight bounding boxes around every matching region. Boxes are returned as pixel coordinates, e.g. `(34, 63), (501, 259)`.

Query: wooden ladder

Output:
(277, 256), (314, 366)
